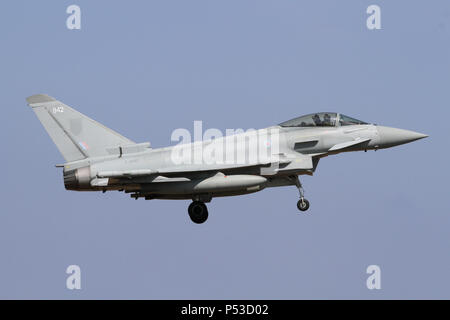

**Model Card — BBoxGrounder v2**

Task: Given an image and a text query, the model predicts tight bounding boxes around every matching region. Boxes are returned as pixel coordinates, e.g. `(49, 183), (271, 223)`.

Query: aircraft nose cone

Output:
(376, 126), (428, 148)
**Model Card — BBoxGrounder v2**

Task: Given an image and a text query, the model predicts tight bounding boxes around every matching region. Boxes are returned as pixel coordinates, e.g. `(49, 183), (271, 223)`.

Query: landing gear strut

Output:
(291, 176), (310, 212)
(188, 201), (209, 224)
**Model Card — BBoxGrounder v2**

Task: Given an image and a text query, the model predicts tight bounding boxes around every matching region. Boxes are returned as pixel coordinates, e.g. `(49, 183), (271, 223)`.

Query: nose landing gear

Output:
(291, 176), (310, 212)
(188, 201), (209, 224)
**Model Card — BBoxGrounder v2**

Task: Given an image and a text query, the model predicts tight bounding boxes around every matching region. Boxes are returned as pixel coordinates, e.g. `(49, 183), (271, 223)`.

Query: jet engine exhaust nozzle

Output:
(63, 166), (91, 190)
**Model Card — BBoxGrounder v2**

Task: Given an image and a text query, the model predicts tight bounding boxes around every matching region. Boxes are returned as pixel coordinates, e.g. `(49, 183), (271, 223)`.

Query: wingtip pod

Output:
(26, 94), (56, 106)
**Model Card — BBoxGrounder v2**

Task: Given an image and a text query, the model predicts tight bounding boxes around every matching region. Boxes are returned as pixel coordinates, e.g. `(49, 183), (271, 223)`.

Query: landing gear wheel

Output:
(297, 198), (310, 212)
(188, 201), (208, 224)
(290, 175), (310, 212)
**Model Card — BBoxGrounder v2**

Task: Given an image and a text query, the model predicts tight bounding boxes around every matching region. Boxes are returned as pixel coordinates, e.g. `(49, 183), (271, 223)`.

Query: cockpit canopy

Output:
(279, 113), (368, 128)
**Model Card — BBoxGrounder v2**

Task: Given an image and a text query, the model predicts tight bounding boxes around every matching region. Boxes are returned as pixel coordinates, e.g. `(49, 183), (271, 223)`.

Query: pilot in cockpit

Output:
(312, 114), (322, 126)
(323, 113), (331, 126)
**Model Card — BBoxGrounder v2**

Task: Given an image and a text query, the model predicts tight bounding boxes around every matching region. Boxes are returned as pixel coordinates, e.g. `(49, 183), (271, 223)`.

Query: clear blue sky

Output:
(0, 0), (449, 299)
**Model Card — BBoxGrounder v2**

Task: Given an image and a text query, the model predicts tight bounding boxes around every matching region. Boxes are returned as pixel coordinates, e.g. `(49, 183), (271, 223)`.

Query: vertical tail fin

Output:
(26, 94), (135, 162)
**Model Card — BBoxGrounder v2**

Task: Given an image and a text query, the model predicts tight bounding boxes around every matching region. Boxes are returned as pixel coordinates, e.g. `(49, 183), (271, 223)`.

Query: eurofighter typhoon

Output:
(27, 94), (427, 223)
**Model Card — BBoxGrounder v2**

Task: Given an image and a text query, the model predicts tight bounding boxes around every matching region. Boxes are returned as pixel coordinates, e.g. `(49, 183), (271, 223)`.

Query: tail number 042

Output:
(53, 106), (64, 114)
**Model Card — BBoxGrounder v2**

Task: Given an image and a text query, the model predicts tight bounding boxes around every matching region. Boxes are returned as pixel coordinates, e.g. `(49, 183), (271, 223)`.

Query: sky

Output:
(0, 0), (449, 299)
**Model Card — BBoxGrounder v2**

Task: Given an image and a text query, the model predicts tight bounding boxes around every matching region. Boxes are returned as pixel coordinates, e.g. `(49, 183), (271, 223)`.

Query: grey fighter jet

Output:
(27, 94), (427, 223)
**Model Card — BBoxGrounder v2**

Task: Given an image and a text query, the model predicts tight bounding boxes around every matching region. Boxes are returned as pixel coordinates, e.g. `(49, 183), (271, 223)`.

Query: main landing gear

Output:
(291, 175), (310, 212)
(188, 201), (209, 224)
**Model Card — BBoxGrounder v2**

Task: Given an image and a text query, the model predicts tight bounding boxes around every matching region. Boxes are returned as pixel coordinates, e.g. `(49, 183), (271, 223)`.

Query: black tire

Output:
(297, 199), (310, 212)
(188, 201), (209, 224)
